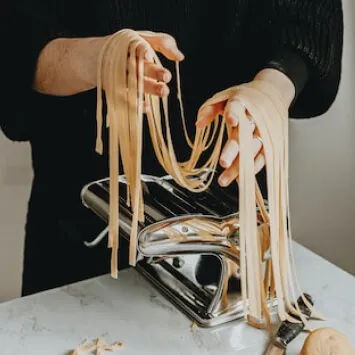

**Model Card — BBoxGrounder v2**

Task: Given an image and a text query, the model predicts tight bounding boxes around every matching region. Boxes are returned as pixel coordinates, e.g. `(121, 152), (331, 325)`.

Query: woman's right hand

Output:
(34, 31), (184, 97)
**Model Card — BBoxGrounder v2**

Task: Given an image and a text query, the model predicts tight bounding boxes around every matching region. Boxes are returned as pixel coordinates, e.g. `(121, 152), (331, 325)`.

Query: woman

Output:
(0, 1), (343, 296)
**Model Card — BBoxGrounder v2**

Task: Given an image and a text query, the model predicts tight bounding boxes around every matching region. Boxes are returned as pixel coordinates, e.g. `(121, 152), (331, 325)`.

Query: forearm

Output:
(34, 36), (107, 96)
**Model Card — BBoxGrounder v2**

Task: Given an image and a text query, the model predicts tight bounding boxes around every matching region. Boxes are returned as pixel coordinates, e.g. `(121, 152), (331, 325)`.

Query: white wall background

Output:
(0, 138), (32, 302)
(289, 0), (355, 275)
(0, 0), (354, 302)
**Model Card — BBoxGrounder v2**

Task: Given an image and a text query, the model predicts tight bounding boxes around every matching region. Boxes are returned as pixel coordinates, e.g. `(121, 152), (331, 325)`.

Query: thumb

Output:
(196, 102), (225, 128)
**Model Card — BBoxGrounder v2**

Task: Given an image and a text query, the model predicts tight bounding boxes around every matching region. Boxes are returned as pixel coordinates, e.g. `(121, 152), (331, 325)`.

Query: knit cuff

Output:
(264, 50), (309, 103)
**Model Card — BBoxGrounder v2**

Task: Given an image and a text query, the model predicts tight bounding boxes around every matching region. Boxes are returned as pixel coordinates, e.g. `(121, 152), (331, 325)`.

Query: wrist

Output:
(254, 68), (296, 108)
(74, 36), (108, 89)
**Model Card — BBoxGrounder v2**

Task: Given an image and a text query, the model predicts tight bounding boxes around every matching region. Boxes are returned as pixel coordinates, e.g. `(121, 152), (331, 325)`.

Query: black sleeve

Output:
(0, 2), (60, 141)
(263, 0), (344, 118)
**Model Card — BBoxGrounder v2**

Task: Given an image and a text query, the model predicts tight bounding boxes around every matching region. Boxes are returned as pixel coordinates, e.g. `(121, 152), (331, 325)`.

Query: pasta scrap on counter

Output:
(71, 338), (122, 355)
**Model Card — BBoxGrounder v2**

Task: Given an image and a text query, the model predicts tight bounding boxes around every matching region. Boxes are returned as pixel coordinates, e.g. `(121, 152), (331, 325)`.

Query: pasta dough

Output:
(300, 328), (355, 355)
(96, 29), (315, 327)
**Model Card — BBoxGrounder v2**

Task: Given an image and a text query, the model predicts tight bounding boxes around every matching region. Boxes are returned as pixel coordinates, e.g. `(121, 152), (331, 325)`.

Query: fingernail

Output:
(218, 175), (228, 187)
(220, 156), (233, 169)
(220, 159), (228, 169)
(177, 51), (185, 61)
(161, 70), (172, 83)
(160, 86), (170, 97)
(145, 50), (154, 62)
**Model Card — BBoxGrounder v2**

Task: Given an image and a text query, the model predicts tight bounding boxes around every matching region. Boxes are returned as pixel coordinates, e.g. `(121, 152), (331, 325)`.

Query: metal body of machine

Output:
(81, 175), (272, 327)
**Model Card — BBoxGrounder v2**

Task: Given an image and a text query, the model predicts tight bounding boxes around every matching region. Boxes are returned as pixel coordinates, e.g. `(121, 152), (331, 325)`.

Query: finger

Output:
(226, 121), (238, 139)
(224, 99), (243, 127)
(220, 125), (239, 168)
(224, 100), (257, 134)
(138, 31), (185, 61)
(254, 153), (265, 174)
(220, 135), (262, 169)
(220, 139), (239, 169)
(143, 101), (151, 114)
(196, 102), (225, 128)
(144, 62), (172, 83)
(136, 43), (154, 62)
(136, 46), (172, 83)
(246, 111), (256, 132)
(218, 137), (263, 187)
(252, 136), (263, 156)
(144, 78), (170, 97)
(218, 156), (240, 187)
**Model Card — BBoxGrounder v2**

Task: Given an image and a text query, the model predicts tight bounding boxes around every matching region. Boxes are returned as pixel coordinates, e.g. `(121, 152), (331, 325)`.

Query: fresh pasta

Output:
(95, 29), (316, 327)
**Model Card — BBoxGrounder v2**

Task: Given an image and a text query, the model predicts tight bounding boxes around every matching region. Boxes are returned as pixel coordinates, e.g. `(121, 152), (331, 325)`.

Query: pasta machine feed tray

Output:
(81, 175), (273, 327)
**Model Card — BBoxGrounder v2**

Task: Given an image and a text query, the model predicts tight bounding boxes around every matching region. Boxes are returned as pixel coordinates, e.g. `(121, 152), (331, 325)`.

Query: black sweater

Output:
(1, 1), (343, 140)
(0, 0), (344, 295)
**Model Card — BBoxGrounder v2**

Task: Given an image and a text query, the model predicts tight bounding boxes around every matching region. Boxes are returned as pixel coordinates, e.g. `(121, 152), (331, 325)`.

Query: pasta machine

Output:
(81, 174), (273, 327)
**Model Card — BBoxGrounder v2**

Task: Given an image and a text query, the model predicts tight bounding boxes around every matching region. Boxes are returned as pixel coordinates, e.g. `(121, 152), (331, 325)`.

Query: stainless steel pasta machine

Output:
(81, 174), (273, 327)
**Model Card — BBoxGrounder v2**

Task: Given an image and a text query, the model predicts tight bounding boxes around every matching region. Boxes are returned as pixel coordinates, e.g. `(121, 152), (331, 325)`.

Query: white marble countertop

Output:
(0, 243), (354, 355)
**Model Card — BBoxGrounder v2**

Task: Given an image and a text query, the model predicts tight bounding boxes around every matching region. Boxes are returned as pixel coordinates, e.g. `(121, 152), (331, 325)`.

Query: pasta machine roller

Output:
(81, 174), (273, 327)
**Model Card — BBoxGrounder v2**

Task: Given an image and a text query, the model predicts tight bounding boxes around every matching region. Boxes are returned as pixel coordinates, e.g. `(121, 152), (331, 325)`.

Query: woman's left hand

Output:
(195, 68), (295, 187)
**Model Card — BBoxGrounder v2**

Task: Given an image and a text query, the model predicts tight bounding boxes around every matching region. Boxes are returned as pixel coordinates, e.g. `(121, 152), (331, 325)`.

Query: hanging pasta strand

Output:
(95, 29), (317, 328)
